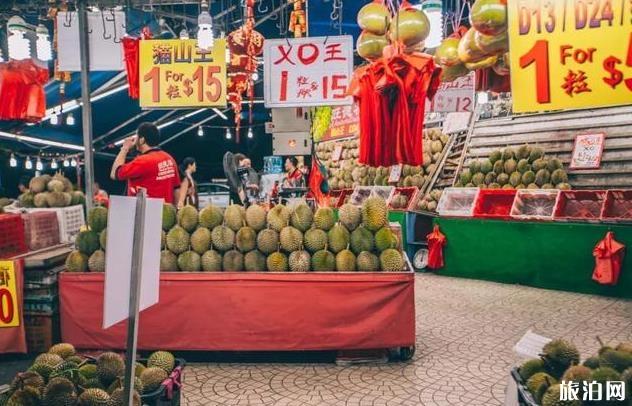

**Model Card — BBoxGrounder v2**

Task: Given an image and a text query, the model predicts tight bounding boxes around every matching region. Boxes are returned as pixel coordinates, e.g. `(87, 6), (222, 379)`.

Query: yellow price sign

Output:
(0, 261), (20, 328)
(139, 39), (227, 108)
(508, 0), (632, 113)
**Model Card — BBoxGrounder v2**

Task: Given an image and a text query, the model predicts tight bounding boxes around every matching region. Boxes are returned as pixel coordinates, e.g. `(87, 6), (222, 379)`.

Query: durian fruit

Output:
(140, 367), (168, 394)
(66, 251), (88, 272)
(350, 226), (375, 255)
(497, 173), (509, 186)
(71, 191), (86, 206)
(201, 249), (223, 272)
(6, 386), (40, 406)
(109, 388), (141, 406)
(166, 226), (190, 255)
(502, 148), (515, 161)
(34, 193), (49, 208)
(616, 342), (632, 353)
(10, 371), (45, 394)
(160, 250), (178, 272)
(583, 356), (600, 369)
(522, 171), (536, 185)
(224, 204), (245, 232)
(561, 365), (592, 395)
(177, 250), (201, 272)
(379, 249), (404, 272)
(198, 205), (223, 229)
(529, 146), (545, 163)
(76, 231), (100, 256)
(541, 339), (580, 378)
(211, 225), (235, 252)
(162, 204), (177, 230)
(541, 384), (581, 406)
(78, 388), (110, 406)
(289, 249), (311, 272)
(313, 207), (336, 231)
(79, 364), (97, 380)
(18, 192), (35, 208)
(267, 251), (288, 272)
(222, 250), (244, 272)
(30, 353), (62, 380)
(551, 169), (568, 185)
(177, 205), (199, 232)
(504, 158), (517, 174)
(280, 226), (303, 252)
(327, 223), (350, 254)
(489, 150), (502, 164)
(244, 250), (266, 272)
(51, 360), (81, 384)
(29, 176), (48, 193)
(493, 160), (504, 175)
(245, 204), (267, 231)
(256, 228), (279, 255)
(147, 351), (175, 373)
(304, 228), (328, 253)
(362, 197), (388, 232)
(480, 160), (493, 174)
(526, 372), (557, 403)
(48, 179), (66, 193)
(516, 144), (531, 160)
(290, 202), (314, 232)
(88, 250), (106, 272)
(336, 248), (356, 272)
(34, 352), (63, 366)
(375, 227), (396, 252)
(49, 343), (76, 359)
(547, 158), (563, 172)
(311, 249), (335, 272)
(338, 204), (361, 231)
(532, 158), (548, 172)
(599, 348), (632, 372)
(190, 227), (211, 255)
(99, 230), (107, 251)
(535, 169), (551, 187)
(518, 359), (546, 381)
(236, 226), (257, 253)
(267, 204), (291, 232)
(96, 352), (125, 386)
(43, 377), (77, 406)
(87, 206), (108, 233)
(83, 378), (105, 390)
(357, 251), (380, 272)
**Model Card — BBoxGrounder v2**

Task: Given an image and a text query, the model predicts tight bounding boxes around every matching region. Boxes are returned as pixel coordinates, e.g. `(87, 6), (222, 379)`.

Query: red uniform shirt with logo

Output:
(116, 149), (181, 203)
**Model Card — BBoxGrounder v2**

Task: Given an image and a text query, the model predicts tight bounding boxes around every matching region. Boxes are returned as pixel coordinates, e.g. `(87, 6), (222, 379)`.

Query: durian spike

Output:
(596, 336), (606, 347)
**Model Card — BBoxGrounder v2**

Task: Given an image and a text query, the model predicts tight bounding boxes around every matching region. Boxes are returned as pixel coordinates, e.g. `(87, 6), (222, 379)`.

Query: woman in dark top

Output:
(176, 157), (198, 209)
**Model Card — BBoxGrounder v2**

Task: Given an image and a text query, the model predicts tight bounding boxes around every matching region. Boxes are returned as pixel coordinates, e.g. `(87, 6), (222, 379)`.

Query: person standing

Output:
(176, 157), (198, 209)
(110, 122), (180, 204)
(93, 182), (109, 207)
(283, 157), (303, 188)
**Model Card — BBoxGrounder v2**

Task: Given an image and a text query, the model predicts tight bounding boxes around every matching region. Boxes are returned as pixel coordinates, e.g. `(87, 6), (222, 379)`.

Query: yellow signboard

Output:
(139, 39), (227, 108)
(0, 261), (20, 328)
(508, 0), (632, 113)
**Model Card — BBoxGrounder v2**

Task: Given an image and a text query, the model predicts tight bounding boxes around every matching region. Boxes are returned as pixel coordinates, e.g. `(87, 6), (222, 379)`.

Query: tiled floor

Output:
(182, 274), (632, 406)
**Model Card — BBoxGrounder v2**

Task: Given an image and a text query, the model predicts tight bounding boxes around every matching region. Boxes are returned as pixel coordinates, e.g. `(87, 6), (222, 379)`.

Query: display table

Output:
(434, 218), (632, 298)
(59, 272), (415, 351)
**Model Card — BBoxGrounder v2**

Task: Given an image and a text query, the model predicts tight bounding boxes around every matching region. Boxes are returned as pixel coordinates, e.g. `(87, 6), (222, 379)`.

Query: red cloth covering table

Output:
(59, 272), (415, 351)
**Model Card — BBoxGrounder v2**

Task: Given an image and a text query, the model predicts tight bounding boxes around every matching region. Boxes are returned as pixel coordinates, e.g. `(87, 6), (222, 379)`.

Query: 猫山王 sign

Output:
(263, 35), (354, 107)
(139, 39), (227, 108)
(508, 0), (632, 113)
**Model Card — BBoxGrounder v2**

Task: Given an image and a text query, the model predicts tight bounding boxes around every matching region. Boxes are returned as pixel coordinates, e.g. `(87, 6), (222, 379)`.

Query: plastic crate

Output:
(24, 314), (60, 353)
(140, 358), (186, 406)
(370, 186), (395, 201)
(388, 187), (418, 211)
(0, 213), (28, 258)
(23, 293), (58, 315)
(473, 189), (517, 219)
(31, 205), (85, 243)
(349, 186), (373, 206)
(21, 211), (60, 251)
(601, 190), (632, 223)
(436, 188), (480, 217)
(553, 190), (607, 222)
(510, 190), (560, 221)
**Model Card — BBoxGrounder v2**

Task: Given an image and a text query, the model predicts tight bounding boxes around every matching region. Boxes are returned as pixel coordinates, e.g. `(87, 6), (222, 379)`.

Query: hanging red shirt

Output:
(116, 148), (181, 204)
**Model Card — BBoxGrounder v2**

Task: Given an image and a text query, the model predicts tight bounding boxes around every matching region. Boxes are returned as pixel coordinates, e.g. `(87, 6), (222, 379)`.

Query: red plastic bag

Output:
(592, 231), (625, 286)
(426, 225), (446, 270)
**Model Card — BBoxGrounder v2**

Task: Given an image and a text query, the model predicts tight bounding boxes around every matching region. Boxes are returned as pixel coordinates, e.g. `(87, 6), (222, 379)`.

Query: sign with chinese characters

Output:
(508, 0), (632, 113)
(388, 164), (403, 183)
(0, 261), (20, 328)
(139, 39), (227, 108)
(570, 132), (606, 169)
(321, 103), (360, 141)
(263, 35), (354, 107)
(426, 72), (475, 113)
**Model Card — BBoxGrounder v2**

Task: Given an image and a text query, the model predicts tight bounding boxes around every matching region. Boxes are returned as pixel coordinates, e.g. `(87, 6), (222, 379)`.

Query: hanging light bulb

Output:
(197, 126), (204, 136)
(7, 17), (31, 60)
(179, 28), (190, 40)
(9, 154), (17, 167)
(63, 158), (70, 167)
(25, 157), (33, 170)
(197, 0), (214, 51)
(66, 113), (75, 126)
(247, 127), (254, 139)
(225, 127), (232, 140)
(36, 24), (53, 61)
(50, 111), (59, 125)
(252, 71), (259, 81)
(50, 159), (58, 169)
(36, 157), (43, 171)
(70, 158), (77, 167)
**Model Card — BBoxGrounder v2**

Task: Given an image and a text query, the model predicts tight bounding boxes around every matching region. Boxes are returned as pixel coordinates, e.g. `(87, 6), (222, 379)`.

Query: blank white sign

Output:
(103, 195), (162, 329)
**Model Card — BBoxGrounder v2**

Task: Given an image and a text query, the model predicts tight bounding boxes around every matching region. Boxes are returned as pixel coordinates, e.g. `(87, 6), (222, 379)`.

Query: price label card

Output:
(570, 132), (606, 169)
(332, 144), (343, 162)
(388, 164), (403, 183)
(0, 261), (20, 328)
(426, 72), (475, 113)
(508, 0), (632, 113)
(139, 39), (227, 108)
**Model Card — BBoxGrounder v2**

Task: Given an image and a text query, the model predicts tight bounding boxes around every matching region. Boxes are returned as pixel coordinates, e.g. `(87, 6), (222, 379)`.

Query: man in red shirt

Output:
(110, 122), (181, 204)
(283, 157), (304, 188)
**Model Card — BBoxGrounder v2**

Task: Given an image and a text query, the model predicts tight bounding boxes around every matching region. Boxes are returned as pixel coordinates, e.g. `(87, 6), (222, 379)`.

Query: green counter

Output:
(434, 217), (632, 299)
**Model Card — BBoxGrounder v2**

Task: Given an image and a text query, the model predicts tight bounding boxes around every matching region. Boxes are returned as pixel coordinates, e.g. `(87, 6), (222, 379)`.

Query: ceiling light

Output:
(36, 157), (43, 171)
(70, 158), (77, 167)
(225, 128), (232, 140)
(51, 159), (58, 169)
(36, 24), (53, 61)
(247, 127), (253, 139)
(63, 158), (70, 167)
(9, 154), (17, 167)
(66, 113), (75, 126)
(50, 112), (59, 125)
(197, 0), (214, 51)
(7, 16), (31, 60)
(25, 157), (33, 170)
(197, 126), (204, 136)
(252, 72), (259, 81)
(0, 131), (84, 151)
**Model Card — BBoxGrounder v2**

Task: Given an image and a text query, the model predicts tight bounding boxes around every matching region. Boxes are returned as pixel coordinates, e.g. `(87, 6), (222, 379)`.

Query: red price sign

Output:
(0, 261), (19, 328)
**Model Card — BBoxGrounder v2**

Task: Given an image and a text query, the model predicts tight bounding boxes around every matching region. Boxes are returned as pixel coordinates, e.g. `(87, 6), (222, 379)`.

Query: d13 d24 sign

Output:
(263, 35), (354, 108)
(508, 0), (632, 113)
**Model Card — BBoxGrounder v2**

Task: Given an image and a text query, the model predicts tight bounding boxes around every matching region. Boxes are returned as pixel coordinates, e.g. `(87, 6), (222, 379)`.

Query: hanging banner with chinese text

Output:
(321, 103), (360, 141)
(508, 0), (632, 113)
(139, 39), (227, 108)
(263, 36), (354, 107)
(0, 261), (20, 328)
(426, 72), (475, 113)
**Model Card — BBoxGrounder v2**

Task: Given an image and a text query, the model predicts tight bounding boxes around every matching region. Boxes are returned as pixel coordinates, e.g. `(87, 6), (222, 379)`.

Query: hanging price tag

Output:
(570, 132), (606, 169)
(0, 261), (20, 328)
(388, 164), (403, 183)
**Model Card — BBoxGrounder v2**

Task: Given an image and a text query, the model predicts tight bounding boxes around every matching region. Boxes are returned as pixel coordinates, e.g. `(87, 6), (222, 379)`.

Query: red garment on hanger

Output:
(122, 36), (140, 99)
(426, 225), (446, 270)
(0, 60), (48, 122)
(592, 231), (625, 286)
